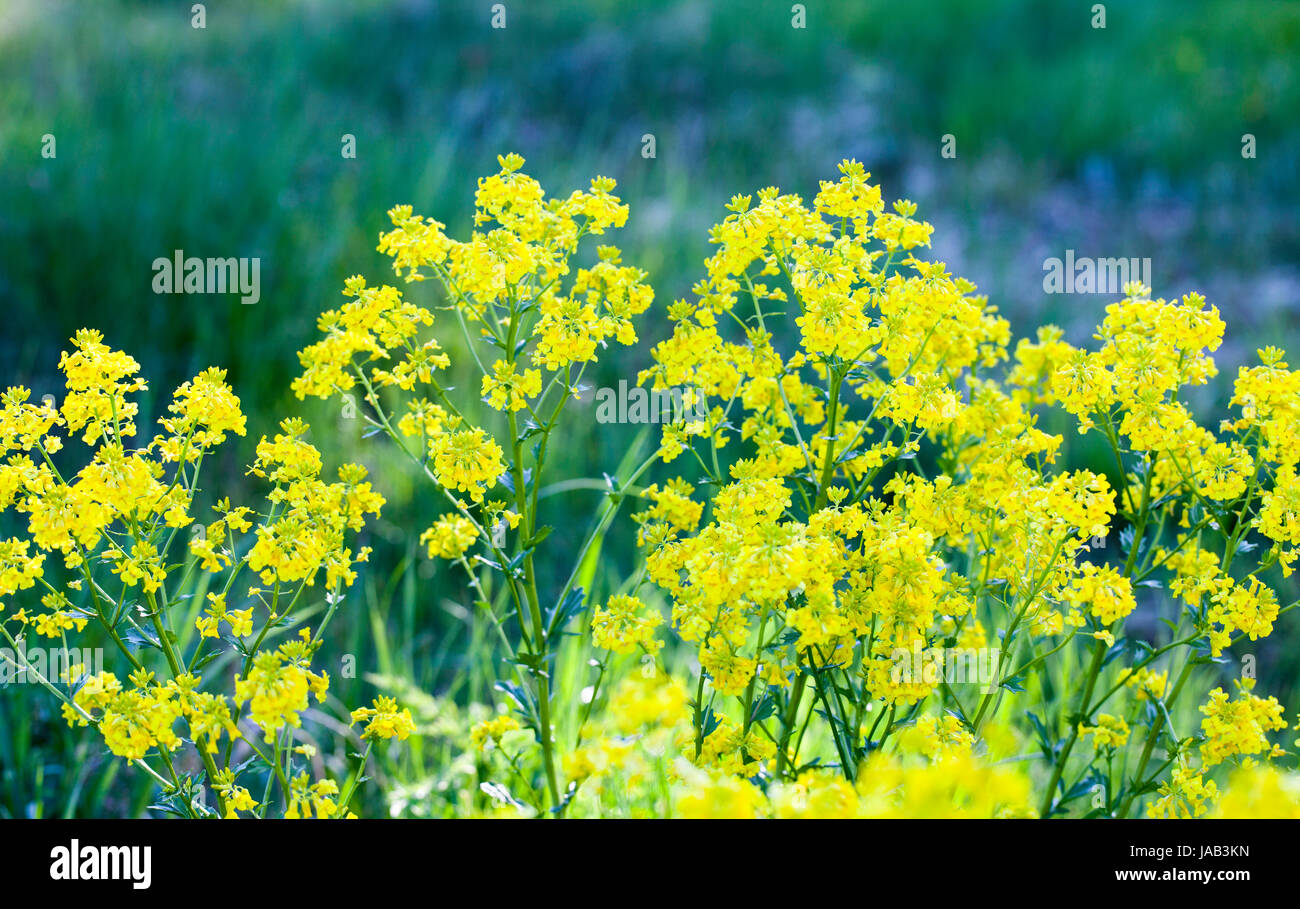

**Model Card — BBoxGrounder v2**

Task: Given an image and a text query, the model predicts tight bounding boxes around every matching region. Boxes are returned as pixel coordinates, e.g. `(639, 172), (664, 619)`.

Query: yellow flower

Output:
(420, 515), (479, 559)
(1125, 667), (1169, 701)
(471, 714), (521, 751)
(674, 761), (765, 818)
(1065, 562), (1136, 625)
(0, 538), (43, 598)
(232, 638), (330, 743)
(351, 696), (417, 741)
(1198, 679), (1287, 767)
(1148, 765), (1218, 818)
(428, 428), (504, 503)
(57, 329), (147, 445)
(1210, 765), (1300, 818)
(591, 594), (662, 655)
(212, 769), (259, 818)
(481, 360), (541, 412)
(1078, 714), (1130, 748)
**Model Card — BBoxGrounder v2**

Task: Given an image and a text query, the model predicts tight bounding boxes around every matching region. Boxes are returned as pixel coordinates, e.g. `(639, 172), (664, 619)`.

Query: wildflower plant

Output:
(326, 157), (1297, 818)
(293, 154), (653, 812)
(6, 156), (1300, 819)
(0, 332), (406, 817)
(618, 160), (1300, 817)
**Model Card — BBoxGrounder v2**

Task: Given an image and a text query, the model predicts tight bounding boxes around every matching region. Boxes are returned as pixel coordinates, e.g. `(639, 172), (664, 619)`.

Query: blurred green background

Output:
(1, 0), (1297, 816)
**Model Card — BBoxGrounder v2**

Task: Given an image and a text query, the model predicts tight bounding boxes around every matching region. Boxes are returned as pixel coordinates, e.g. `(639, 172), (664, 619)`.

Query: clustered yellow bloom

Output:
(1146, 681), (1291, 819)
(899, 714), (976, 760)
(1065, 562), (1136, 625)
(428, 428), (504, 504)
(420, 515), (479, 559)
(481, 359), (542, 412)
(1197, 679), (1287, 767)
(694, 714), (776, 776)
(290, 155), (655, 816)
(0, 331), (378, 817)
(293, 154), (650, 528)
(233, 634), (331, 743)
(284, 772), (348, 819)
(471, 714), (521, 751)
(559, 672), (689, 805)
(196, 592), (253, 639)
(65, 668), (240, 760)
(57, 329), (147, 444)
(1165, 546), (1280, 655)
(12, 156), (1300, 820)
(352, 696), (417, 741)
(544, 657), (1034, 820)
(0, 538), (43, 600)
(1209, 764), (1300, 818)
(1148, 765), (1219, 819)
(212, 769), (259, 818)
(244, 419), (383, 588)
(671, 748), (1032, 819)
(1, 331), (241, 573)
(581, 160), (1300, 815)
(603, 671), (690, 735)
(674, 761), (769, 818)
(590, 594), (663, 655)
(1078, 713), (1130, 748)
(1125, 667), (1169, 700)
(630, 160), (1132, 765)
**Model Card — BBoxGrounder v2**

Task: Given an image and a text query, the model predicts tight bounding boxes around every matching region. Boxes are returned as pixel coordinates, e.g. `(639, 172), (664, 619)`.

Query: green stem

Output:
(774, 671), (808, 778)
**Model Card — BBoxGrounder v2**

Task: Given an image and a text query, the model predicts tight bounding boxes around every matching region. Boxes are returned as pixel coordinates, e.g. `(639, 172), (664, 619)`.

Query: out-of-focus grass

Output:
(838, 0), (1300, 175)
(4, 0), (1295, 415)
(1, 0), (1297, 816)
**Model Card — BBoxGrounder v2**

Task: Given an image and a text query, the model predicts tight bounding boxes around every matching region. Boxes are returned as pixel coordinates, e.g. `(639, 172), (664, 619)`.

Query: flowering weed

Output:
(5, 157), (1299, 818)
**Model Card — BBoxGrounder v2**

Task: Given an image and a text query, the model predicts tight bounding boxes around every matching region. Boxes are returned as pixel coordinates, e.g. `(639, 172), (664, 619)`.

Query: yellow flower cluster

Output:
(1197, 679), (1287, 767)
(587, 160), (1300, 816)
(1209, 764), (1300, 818)
(352, 696), (418, 741)
(471, 714), (522, 751)
(590, 594), (663, 655)
(66, 669), (237, 761)
(195, 592), (253, 639)
(285, 773), (347, 819)
(0, 331), (402, 818)
(243, 419), (383, 588)
(212, 769), (259, 818)
(233, 635), (331, 743)
(1078, 713), (1131, 748)
(546, 665), (1032, 819)
(1148, 765), (1219, 819)
(1165, 546), (1280, 655)
(898, 714), (976, 760)
(630, 161), (1133, 769)
(1125, 667), (1169, 700)
(428, 428), (504, 504)
(420, 515), (479, 560)
(13, 156), (1300, 820)
(293, 156), (654, 813)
